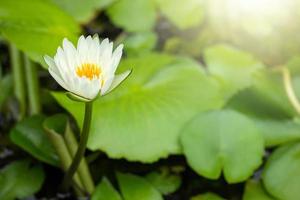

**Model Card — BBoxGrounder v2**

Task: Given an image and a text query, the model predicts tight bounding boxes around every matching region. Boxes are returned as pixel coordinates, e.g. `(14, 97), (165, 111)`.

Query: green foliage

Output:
(43, 114), (94, 193)
(204, 44), (264, 98)
(225, 67), (300, 147)
(145, 168), (181, 195)
(263, 142), (300, 200)
(155, 0), (204, 29)
(117, 172), (163, 200)
(123, 32), (157, 56)
(50, 0), (116, 23)
(226, 69), (296, 119)
(0, 74), (13, 108)
(9, 115), (59, 166)
(2, 0), (300, 198)
(92, 177), (122, 200)
(0, 160), (45, 200)
(190, 193), (224, 200)
(107, 0), (156, 32)
(180, 110), (264, 183)
(0, 0), (80, 65)
(254, 118), (300, 147)
(243, 180), (274, 200)
(250, 69), (297, 117)
(53, 54), (224, 162)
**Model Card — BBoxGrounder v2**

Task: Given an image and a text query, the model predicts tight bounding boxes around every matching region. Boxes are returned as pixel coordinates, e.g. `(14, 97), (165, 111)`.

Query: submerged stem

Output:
(9, 44), (26, 119)
(24, 55), (41, 115)
(281, 67), (300, 115)
(62, 101), (93, 191)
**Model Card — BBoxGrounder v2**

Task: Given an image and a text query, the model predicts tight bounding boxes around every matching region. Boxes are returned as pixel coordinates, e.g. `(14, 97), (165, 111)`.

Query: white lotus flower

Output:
(44, 35), (131, 101)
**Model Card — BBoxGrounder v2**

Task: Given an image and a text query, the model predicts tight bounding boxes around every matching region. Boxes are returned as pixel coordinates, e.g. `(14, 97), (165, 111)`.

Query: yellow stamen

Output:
(76, 63), (101, 80)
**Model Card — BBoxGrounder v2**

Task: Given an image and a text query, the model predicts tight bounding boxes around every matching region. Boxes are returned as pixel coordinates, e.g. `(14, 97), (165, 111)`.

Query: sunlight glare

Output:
(209, 0), (293, 36)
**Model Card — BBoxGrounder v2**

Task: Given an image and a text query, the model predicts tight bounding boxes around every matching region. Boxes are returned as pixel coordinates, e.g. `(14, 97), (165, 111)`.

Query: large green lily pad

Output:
(180, 110), (264, 183)
(204, 44), (264, 98)
(226, 69), (297, 119)
(0, 0), (79, 65)
(263, 142), (300, 200)
(254, 118), (300, 147)
(53, 53), (224, 162)
(243, 180), (274, 200)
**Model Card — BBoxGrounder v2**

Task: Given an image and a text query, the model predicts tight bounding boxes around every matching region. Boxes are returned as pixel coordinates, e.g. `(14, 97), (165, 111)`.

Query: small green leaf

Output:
(180, 110), (264, 183)
(53, 54), (224, 162)
(155, 0), (204, 29)
(204, 45), (264, 98)
(190, 193), (224, 200)
(92, 177), (122, 200)
(43, 113), (68, 135)
(263, 142), (300, 200)
(50, 0), (116, 23)
(243, 180), (275, 200)
(117, 172), (163, 200)
(0, 0), (80, 65)
(107, 0), (156, 32)
(145, 168), (181, 195)
(10, 115), (59, 166)
(0, 160), (45, 200)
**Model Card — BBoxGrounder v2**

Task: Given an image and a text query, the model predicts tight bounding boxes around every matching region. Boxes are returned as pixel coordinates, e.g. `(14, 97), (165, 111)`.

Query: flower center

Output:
(76, 63), (101, 80)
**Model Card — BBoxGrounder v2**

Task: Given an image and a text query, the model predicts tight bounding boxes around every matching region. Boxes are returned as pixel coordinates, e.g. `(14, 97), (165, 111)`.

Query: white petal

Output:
(77, 35), (86, 49)
(44, 35), (126, 100)
(85, 36), (94, 61)
(74, 77), (101, 99)
(45, 56), (63, 80)
(44, 55), (58, 71)
(54, 47), (74, 85)
(99, 42), (114, 73)
(99, 38), (109, 52)
(93, 35), (100, 44)
(101, 70), (131, 95)
(89, 36), (100, 64)
(100, 76), (114, 96)
(77, 35), (88, 63)
(110, 44), (123, 74)
(62, 38), (77, 70)
(48, 68), (70, 91)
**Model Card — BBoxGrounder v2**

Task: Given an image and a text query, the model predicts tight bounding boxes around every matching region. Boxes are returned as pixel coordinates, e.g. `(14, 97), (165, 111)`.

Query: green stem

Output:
(44, 126), (85, 196)
(9, 44), (26, 119)
(62, 101), (93, 190)
(64, 122), (95, 193)
(24, 55), (41, 115)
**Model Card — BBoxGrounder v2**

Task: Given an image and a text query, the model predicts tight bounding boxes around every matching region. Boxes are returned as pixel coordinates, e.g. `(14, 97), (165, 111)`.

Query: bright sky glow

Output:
(208, 0), (293, 36)
(234, 0), (286, 15)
